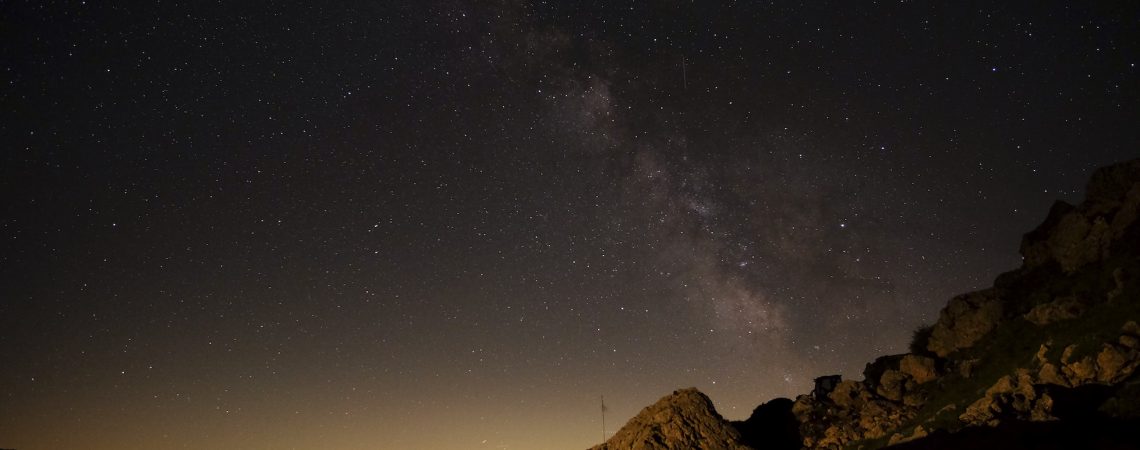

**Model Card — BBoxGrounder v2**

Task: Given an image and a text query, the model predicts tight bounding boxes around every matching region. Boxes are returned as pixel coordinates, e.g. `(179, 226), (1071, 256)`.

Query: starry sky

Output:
(1, 1), (1138, 449)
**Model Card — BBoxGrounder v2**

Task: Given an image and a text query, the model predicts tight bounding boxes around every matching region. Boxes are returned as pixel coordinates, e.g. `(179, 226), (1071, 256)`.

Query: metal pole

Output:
(601, 395), (606, 443)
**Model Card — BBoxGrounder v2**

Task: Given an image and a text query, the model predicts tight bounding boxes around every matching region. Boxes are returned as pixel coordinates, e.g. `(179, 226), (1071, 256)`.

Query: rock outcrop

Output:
(1033, 321), (1140, 389)
(862, 354), (939, 405)
(1020, 159), (1140, 273)
(590, 388), (752, 450)
(592, 159), (1140, 450)
(926, 289), (1004, 357)
(1023, 296), (1089, 325)
(792, 379), (917, 449)
(959, 368), (1056, 426)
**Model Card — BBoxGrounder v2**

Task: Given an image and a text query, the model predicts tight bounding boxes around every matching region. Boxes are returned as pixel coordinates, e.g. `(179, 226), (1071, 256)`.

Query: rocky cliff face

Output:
(786, 158), (1140, 449)
(589, 388), (752, 450)
(588, 159), (1140, 450)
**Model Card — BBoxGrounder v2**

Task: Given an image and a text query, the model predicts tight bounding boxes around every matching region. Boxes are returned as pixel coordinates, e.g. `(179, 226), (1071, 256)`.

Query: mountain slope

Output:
(589, 158), (1140, 450)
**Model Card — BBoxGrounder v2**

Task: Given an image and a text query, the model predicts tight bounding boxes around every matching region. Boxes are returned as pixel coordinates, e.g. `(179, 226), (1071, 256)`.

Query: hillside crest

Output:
(591, 158), (1140, 450)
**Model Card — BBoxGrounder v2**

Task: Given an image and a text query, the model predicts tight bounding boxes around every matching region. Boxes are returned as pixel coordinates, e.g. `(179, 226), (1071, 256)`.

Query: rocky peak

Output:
(589, 388), (752, 450)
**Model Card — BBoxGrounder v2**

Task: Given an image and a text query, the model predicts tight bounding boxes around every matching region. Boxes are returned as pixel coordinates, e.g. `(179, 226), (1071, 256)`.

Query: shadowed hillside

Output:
(590, 158), (1140, 450)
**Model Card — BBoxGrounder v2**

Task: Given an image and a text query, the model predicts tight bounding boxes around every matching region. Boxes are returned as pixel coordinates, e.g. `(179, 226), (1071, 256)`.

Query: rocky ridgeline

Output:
(590, 158), (1140, 450)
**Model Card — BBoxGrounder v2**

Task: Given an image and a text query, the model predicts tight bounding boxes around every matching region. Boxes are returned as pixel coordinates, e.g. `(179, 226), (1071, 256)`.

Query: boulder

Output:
(1061, 355), (1097, 385)
(794, 380), (916, 449)
(899, 354), (938, 384)
(1022, 296), (1088, 326)
(1095, 344), (1132, 383)
(876, 370), (907, 402)
(1047, 214), (1111, 273)
(927, 289), (1004, 357)
(790, 395), (814, 418)
(1037, 362), (1069, 387)
(960, 369), (1055, 426)
(872, 355), (938, 403)
(863, 354), (905, 390)
(1032, 322), (1140, 388)
(1093, 325), (1140, 384)
(828, 380), (871, 410)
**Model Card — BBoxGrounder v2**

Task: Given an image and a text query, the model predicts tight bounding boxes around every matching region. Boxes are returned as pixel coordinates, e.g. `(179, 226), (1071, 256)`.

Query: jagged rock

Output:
(863, 354), (904, 390)
(1061, 355), (1097, 385)
(830, 381), (894, 418)
(1037, 362), (1069, 387)
(1050, 214), (1110, 273)
(1060, 344), (1078, 365)
(873, 355), (937, 403)
(1023, 296), (1088, 325)
(790, 395), (813, 418)
(927, 289), (1003, 357)
(1035, 343), (1052, 365)
(899, 354), (938, 384)
(590, 388), (751, 450)
(1094, 324), (1140, 383)
(1020, 159), (1140, 273)
(793, 380), (915, 449)
(1033, 322), (1140, 388)
(828, 380), (869, 410)
(877, 369), (907, 402)
(960, 369), (1055, 426)
(1096, 344), (1132, 383)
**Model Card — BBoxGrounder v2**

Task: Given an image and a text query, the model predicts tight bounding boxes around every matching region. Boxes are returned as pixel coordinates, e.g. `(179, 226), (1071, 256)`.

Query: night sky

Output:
(2, 2), (1138, 449)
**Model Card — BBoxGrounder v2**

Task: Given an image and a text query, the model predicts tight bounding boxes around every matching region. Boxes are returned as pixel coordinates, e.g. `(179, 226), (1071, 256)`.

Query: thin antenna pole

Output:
(601, 395), (606, 443)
